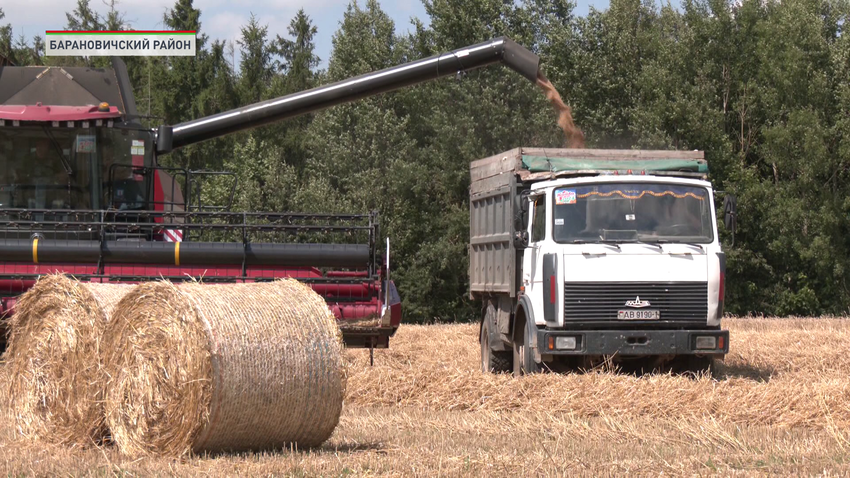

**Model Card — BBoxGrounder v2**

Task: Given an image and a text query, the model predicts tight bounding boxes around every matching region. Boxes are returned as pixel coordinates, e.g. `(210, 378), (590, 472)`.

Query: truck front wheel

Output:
(512, 318), (540, 376)
(671, 355), (714, 376)
(480, 318), (512, 373)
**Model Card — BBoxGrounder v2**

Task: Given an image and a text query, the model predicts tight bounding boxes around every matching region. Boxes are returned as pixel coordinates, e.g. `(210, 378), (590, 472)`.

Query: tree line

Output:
(2, 0), (849, 319)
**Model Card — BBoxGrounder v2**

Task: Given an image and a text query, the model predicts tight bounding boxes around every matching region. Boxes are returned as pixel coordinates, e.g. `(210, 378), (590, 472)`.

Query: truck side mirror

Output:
(515, 190), (531, 238)
(519, 190), (530, 214)
(723, 194), (737, 245)
(514, 230), (529, 249)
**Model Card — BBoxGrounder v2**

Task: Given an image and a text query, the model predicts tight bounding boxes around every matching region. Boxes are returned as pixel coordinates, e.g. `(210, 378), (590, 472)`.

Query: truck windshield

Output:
(552, 183), (714, 244)
(0, 126), (152, 210)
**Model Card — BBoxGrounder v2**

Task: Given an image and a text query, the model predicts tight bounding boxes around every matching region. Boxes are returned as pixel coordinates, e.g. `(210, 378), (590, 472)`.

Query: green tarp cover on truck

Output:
(521, 155), (709, 174)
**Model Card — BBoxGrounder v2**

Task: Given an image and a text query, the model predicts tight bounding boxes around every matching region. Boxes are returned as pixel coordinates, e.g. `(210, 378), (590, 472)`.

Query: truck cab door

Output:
(522, 194), (546, 325)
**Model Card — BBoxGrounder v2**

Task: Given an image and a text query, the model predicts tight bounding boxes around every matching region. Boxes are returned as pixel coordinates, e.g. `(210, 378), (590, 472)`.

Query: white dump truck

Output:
(470, 148), (735, 375)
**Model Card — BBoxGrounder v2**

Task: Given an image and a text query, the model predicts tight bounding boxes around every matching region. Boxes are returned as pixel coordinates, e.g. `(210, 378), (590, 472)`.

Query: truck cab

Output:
(471, 148), (733, 375)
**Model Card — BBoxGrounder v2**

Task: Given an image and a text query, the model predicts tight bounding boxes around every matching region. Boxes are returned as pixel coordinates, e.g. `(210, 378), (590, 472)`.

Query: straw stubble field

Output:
(2, 317), (850, 476)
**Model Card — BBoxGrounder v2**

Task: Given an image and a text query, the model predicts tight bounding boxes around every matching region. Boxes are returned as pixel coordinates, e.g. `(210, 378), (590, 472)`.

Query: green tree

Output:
(275, 9), (320, 91)
(65, 0), (104, 31)
(0, 8), (44, 66)
(327, 0), (398, 80)
(0, 8), (11, 63)
(237, 14), (277, 105)
(103, 0), (127, 30)
(153, 0), (238, 172)
(261, 10), (322, 171)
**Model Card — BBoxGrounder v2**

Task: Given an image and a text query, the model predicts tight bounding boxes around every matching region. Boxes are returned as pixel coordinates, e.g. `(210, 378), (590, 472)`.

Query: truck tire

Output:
(480, 317), (512, 373)
(512, 317), (540, 376)
(672, 355), (714, 376)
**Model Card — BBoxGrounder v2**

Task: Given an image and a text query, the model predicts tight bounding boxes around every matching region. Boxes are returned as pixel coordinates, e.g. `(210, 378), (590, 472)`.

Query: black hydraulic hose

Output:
(161, 37), (539, 152)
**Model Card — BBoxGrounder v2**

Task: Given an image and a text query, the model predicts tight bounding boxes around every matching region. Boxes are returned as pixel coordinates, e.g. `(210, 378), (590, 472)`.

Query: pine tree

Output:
(276, 9), (320, 91)
(0, 9), (14, 64)
(237, 14), (276, 105)
(65, 0), (104, 31)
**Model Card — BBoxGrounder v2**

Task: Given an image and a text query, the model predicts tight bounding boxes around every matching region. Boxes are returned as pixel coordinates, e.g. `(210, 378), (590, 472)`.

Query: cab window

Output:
(531, 195), (546, 242)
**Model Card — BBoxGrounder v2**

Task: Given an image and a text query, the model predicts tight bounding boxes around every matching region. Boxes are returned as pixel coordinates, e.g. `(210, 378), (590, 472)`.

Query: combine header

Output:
(0, 37), (542, 349)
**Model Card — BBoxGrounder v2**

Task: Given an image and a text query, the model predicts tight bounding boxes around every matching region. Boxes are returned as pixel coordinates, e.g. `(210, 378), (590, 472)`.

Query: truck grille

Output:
(563, 282), (708, 321)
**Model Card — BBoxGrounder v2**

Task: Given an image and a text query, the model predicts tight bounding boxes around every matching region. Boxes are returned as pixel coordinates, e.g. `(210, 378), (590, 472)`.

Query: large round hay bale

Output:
(102, 279), (346, 457)
(3, 275), (128, 446)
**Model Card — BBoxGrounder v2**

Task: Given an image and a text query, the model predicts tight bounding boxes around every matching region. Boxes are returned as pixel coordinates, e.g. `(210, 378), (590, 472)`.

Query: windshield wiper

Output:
(636, 240), (663, 251)
(641, 238), (705, 252)
(597, 239), (622, 251)
(42, 126), (73, 176)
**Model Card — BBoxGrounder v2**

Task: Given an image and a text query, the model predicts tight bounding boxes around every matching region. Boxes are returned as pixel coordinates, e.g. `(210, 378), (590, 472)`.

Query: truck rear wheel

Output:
(480, 318), (512, 373)
(512, 318), (540, 376)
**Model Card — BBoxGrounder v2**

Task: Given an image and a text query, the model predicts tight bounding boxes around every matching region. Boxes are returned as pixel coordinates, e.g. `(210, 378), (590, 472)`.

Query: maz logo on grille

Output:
(624, 296), (651, 308)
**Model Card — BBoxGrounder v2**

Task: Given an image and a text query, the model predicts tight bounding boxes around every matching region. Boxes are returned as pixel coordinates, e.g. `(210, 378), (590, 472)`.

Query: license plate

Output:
(618, 309), (660, 320)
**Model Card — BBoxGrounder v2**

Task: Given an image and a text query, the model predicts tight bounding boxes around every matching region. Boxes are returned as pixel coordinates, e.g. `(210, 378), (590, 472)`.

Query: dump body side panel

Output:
(469, 149), (524, 298)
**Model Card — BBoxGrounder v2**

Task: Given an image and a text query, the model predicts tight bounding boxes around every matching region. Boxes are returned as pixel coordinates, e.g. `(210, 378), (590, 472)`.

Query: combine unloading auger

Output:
(0, 37), (542, 350)
(156, 37), (539, 152)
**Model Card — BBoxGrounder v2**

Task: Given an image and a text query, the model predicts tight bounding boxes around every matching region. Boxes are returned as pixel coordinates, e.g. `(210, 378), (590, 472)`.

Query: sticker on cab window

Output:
(555, 189), (576, 205)
(554, 218), (564, 226)
(131, 140), (145, 156)
(625, 214), (635, 221)
(76, 135), (96, 153)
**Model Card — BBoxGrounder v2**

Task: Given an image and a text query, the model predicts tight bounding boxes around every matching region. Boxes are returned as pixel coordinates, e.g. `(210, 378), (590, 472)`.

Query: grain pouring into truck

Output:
(536, 74), (585, 148)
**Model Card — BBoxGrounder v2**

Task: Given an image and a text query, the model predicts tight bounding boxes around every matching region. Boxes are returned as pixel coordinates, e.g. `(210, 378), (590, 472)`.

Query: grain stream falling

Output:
(537, 73), (585, 148)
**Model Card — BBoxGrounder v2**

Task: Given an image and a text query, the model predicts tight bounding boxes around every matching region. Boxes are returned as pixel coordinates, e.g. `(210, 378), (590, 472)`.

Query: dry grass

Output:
(3, 276), (128, 447)
(101, 280), (345, 458)
(345, 318), (850, 429)
(2, 317), (850, 475)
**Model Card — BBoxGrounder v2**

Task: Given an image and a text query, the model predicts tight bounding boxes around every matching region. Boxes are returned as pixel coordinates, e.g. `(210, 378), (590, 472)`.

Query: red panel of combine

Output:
(0, 263), (99, 292)
(0, 104), (121, 121)
(99, 263), (385, 323)
(103, 264), (245, 280)
(245, 267), (323, 280)
(326, 271), (369, 278)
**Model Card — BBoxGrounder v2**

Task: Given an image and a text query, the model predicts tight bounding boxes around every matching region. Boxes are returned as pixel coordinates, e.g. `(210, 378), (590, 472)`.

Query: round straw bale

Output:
(3, 275), (129, 446)
(102, 279), (346, 457)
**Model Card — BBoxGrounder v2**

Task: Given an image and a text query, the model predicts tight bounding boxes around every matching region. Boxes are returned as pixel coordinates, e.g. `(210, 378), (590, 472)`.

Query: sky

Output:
(2, 0), (611, 67)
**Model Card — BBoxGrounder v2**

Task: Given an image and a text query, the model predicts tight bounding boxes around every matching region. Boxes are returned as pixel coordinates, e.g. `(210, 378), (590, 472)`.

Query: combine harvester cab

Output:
(0, 37), (544, 350)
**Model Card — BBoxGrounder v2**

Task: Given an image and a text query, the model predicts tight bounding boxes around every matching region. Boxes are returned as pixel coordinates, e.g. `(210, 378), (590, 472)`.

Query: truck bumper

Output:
(537, 328), (729, 356)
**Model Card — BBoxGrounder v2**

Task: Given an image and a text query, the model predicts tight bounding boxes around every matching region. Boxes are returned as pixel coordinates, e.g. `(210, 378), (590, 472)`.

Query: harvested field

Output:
(2, 317), (850, 475)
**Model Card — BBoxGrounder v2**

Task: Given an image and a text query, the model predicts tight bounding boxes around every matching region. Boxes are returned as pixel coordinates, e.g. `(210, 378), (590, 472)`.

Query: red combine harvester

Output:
(0, 37), (541, 350)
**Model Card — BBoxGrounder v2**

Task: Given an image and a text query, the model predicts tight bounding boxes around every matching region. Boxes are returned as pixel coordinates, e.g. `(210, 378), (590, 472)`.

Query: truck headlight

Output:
(555, 336), (577, 350)
(695, 336), (717, 350)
